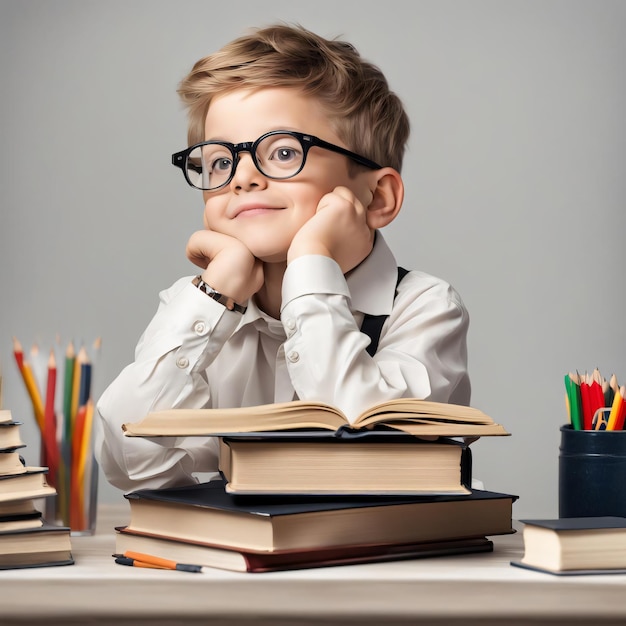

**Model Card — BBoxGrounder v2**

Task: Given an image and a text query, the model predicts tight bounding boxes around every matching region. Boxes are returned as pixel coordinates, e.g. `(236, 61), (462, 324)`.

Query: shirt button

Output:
(176, 356), (189, 369)
(193, 321), (206, 335)
(287, 351), (300, 363)
(285, 318), (296, 330)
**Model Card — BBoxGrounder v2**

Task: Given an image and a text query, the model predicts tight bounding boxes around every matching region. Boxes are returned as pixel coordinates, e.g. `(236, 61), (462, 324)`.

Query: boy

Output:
(95, 24), (471, 492)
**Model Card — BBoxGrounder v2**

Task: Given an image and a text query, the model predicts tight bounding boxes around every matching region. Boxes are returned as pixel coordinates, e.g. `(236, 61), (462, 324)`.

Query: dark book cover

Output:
(125, 478), (517, 517)
(0, 467), (48, 482)
(519, 517), (626, 531)
(0, 556), (75, 571)
(0, 510), (42, 524)
(0, 521), (71, 537)
(510, 560), (626, 576)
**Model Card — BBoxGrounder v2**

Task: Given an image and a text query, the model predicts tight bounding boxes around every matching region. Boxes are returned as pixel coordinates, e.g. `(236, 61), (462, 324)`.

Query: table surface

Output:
(2, 504), (626, 626)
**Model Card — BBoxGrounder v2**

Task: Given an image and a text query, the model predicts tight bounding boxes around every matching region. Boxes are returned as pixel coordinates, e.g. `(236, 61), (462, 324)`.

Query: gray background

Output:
(1, 0), (624, 517)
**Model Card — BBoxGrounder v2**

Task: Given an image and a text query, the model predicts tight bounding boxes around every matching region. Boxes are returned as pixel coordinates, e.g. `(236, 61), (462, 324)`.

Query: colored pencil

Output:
(13, 337), (45, 431)
(63, 341), (76, 442)
(70, 345), (85, 433)
(43, 350), (58, 483)
(565, 372), (583, 430)
(606, 386), (626, 431)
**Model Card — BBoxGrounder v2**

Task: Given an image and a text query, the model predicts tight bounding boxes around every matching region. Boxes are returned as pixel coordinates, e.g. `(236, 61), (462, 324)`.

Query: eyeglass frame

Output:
(171, 130), (383, 191)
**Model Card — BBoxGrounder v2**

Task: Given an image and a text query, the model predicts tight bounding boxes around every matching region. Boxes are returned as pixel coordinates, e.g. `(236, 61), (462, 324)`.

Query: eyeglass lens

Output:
(185, 133), (306, 190)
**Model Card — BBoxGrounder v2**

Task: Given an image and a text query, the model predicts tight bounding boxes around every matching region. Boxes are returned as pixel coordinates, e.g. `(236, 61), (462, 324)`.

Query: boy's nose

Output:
(231, 152), (267, 191)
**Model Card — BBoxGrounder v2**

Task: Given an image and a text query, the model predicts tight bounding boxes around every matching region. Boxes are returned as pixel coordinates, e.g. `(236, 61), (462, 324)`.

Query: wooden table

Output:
(1, 505), (626, 625)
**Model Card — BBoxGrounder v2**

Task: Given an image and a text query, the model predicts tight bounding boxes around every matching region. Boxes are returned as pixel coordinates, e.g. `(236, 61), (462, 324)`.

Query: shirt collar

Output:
(346, 231), (399, 316)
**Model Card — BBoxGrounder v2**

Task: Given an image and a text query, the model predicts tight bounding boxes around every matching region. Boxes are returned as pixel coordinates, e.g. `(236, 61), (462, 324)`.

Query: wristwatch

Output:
(192, 275), (247, 314)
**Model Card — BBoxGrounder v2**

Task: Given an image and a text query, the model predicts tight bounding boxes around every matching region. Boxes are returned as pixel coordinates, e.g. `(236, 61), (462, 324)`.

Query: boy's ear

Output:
(365, 168), (404, 230)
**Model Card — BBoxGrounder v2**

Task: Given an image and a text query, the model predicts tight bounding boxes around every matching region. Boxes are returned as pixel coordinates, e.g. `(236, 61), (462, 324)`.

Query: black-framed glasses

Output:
(171, 130), (383, 191)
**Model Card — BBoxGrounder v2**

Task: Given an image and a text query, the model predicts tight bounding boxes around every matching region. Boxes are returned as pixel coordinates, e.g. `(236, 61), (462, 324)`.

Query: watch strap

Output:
(192, 276), (247, 314)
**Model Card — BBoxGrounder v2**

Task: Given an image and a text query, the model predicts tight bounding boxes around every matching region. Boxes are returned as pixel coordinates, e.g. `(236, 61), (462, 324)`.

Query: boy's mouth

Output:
(232, 204), (283, 218)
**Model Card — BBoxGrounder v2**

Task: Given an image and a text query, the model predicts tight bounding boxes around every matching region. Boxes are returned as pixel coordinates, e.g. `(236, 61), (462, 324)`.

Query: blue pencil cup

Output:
(559, 424), (626, 518)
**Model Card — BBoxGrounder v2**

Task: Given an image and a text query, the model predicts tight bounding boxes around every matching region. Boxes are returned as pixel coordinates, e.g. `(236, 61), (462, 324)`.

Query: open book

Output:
(122, 398), (509, 438)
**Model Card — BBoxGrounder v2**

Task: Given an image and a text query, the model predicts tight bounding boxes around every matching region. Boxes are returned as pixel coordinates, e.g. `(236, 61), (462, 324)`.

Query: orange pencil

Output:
(115, 551), (203, 573)
(70, 346), (86, 431)
(70, 403), (88, 530)
(606, 386), (626, 431)
(13, 337), (45, 431)
(75, 399), (94, 530)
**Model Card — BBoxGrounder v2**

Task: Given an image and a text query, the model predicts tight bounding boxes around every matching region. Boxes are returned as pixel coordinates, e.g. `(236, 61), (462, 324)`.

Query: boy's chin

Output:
(248, 246), (289, 264)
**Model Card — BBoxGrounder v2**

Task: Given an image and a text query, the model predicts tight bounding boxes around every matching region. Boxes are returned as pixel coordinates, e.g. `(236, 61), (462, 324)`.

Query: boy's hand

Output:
(288, 186), (374, 273)
(186, 229), (263, 304)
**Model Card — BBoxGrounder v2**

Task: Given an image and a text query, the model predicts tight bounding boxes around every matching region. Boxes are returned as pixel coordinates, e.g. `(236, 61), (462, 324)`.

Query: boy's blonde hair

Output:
(177, 23), (409, 172)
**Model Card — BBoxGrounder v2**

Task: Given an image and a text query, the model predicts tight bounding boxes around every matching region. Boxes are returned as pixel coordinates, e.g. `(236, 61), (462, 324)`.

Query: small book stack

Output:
(0, 409), (73, 570)
(115, 398), (516, 573)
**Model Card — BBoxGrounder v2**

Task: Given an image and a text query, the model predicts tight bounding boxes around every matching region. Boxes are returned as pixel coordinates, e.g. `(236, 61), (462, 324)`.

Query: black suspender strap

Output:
(360, 266), (409, 357)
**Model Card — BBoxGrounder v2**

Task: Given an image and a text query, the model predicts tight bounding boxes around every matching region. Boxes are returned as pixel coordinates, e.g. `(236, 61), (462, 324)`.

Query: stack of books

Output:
(115, 398), (516, 573)
(0, 409), (73, 570)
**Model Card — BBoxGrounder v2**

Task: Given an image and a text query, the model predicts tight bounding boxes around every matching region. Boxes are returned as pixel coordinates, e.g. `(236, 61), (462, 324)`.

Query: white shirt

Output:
(95, 233), (470, 491)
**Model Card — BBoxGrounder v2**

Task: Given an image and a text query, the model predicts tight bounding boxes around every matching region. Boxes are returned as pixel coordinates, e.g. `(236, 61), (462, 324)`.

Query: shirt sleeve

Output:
(94, 276), (241, 492)
(280, 256), (470, 423)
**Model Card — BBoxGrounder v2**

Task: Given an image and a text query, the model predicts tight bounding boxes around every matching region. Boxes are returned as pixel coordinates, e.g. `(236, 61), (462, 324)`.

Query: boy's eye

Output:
(272, 147), (298, 162)
(211, 157), (232, 173)
(257, 134), (304, 172)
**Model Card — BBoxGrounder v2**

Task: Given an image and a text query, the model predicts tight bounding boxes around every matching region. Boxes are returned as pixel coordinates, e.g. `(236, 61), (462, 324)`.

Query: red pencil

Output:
(579, 374), (592, 430)
(589, 369), (607, 427)
(12, 337), (24, 370)
(44, 350), (58, 484)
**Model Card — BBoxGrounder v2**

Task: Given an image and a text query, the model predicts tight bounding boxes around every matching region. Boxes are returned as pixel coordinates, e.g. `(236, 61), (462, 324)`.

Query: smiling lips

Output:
(233, 205), (283, 218)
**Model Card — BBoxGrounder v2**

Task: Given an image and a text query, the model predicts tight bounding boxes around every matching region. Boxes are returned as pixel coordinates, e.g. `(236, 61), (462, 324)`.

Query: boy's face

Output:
(201, 87), (373, 263)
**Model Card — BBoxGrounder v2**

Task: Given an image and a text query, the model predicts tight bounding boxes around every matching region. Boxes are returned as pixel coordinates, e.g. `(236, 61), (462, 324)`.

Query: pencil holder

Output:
(559, 424), (626, 518)
(43, 424), (99, 536)
(13, 337), (101, 535)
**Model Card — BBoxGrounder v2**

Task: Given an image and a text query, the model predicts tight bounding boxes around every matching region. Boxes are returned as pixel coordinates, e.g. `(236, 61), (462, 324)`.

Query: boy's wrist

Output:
(192, 276), (247, 314)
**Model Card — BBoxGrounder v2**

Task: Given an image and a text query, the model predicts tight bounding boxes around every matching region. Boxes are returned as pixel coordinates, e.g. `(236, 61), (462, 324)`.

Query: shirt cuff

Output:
(281, 255), (349, 312)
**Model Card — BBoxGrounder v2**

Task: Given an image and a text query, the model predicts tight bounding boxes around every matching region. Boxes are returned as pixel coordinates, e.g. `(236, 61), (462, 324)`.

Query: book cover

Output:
(115, 525), (494, 573)
(124, 479), (516, 552)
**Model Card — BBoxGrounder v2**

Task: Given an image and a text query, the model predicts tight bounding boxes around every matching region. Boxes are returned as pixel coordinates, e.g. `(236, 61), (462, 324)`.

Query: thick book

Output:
(0, 522), (74, 570)
(511, 517), (626, 575)
(0, 498), (40, 517)
(0, 450), (27, 475)
(115, 526), (494, 573)
(122, 398), (510, 438)
(0, 510), (43, 532)
(124, 479), (516, 552)
(0, 467), (56, 502)
(219, 434), (472, 495)
(0, 409), (15, 424)
(0, 420), (26, 451)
